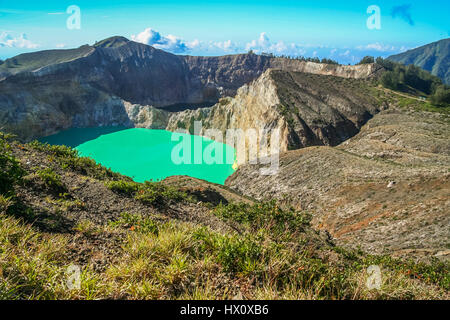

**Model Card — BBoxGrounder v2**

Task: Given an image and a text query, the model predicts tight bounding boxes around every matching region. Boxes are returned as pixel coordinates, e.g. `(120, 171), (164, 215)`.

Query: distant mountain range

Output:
(388, 38), (450, 84)
(1, 36), (448, 143)
(0, 36), (381, 140)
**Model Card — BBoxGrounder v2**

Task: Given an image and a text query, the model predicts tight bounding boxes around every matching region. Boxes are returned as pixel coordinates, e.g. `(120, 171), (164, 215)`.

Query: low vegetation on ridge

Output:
(375, 57), (450, 107)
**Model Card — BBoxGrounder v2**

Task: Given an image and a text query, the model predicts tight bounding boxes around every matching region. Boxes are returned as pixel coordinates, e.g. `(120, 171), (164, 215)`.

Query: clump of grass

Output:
(213, 200), (312, 238)
(135, 182), (189, 206)
(106, 179), (189, 206)
(35, 168), (66, 194)
(46, 196), (85, 212)
(110, 212), (159, 236)
(105, 180), (139, 196)
(193, 228), (264, 275)
(0, 133), (25, 196)
(364, 254), (449, 291)
(0, 194), (13, 212)
(73, 219), (103, 236)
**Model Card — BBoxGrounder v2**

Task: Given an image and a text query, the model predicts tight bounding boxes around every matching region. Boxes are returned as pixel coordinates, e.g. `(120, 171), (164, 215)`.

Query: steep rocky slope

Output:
(388, 38), (450, 84)
(0, 36), (382, 141)
(164, 70), (382, 155)
(226, 99), (450, 261)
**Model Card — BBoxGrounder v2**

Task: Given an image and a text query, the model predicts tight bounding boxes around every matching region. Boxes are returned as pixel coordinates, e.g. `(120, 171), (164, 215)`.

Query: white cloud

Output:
(130, 29), (312, 57)
(194, 40), (238, 54)
(245, 32), (271, 50)
(188, 39), (201, 49)
(131, 28), (189, 53)
(55, 43), (66, 48)
(213, 40), (238, 52)
(244, 32), (307, 56)
(131, 28), (242, 55)
(0, 32), (38, 49)
(356, 42), (397, 52)
(127, 29), (407, 66)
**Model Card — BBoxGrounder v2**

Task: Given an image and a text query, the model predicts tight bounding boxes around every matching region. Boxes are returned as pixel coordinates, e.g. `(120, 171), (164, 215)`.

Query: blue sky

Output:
(1, 0), (449, 63)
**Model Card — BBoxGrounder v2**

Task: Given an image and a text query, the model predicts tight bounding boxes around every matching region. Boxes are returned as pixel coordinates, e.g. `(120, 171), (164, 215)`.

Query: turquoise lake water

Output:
(40, 127), (236, 185)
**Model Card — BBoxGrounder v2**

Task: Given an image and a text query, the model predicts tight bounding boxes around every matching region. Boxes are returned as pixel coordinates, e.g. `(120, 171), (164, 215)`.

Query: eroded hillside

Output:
(226, 98), (450, 261)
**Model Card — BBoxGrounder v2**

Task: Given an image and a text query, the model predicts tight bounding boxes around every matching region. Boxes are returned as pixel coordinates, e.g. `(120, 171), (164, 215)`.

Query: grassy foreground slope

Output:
(0, 132), (448, 300)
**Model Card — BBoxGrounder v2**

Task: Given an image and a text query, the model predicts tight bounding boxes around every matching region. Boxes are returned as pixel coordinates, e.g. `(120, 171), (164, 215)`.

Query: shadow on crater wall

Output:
(38, 126), (129, 148)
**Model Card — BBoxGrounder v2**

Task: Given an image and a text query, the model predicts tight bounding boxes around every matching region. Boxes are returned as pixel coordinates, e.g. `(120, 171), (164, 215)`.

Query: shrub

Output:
(320, 58), (339, 65)
(106, 180), (139, 196)
(380, 71), (401, 90)
(192, 228), (264, 275)
(430, 85), (450, 106)
(0, 133), (25, 196)
(135, 182), (188, 206)
(357, 56), (375, 65)
(217, 235), (263, 274)
(28, 141), (78, 158)
(106, 178), (188, 206)
(36, 168), (66, 194)
(376, 57), (396, 70)
(60, 156), (120, 180)
(376, 57), (444, 99)
(213, 200), (312, 237)
(110, 212), (159, 236)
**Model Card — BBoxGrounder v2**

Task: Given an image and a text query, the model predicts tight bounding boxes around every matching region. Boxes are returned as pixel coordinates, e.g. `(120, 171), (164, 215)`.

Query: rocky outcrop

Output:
(181, 54), (382, 99)
(269, 58), (384, 79)
(0, 80), (133, 140)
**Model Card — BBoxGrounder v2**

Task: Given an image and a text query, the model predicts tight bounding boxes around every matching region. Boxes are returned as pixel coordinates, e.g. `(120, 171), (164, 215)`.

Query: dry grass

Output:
(0, 210), (447, 300)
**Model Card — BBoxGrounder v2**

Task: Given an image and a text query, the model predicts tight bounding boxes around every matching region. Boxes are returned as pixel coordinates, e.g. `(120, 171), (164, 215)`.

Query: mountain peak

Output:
(94, 36), (131, 48)
(388, 38), (450, 84)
